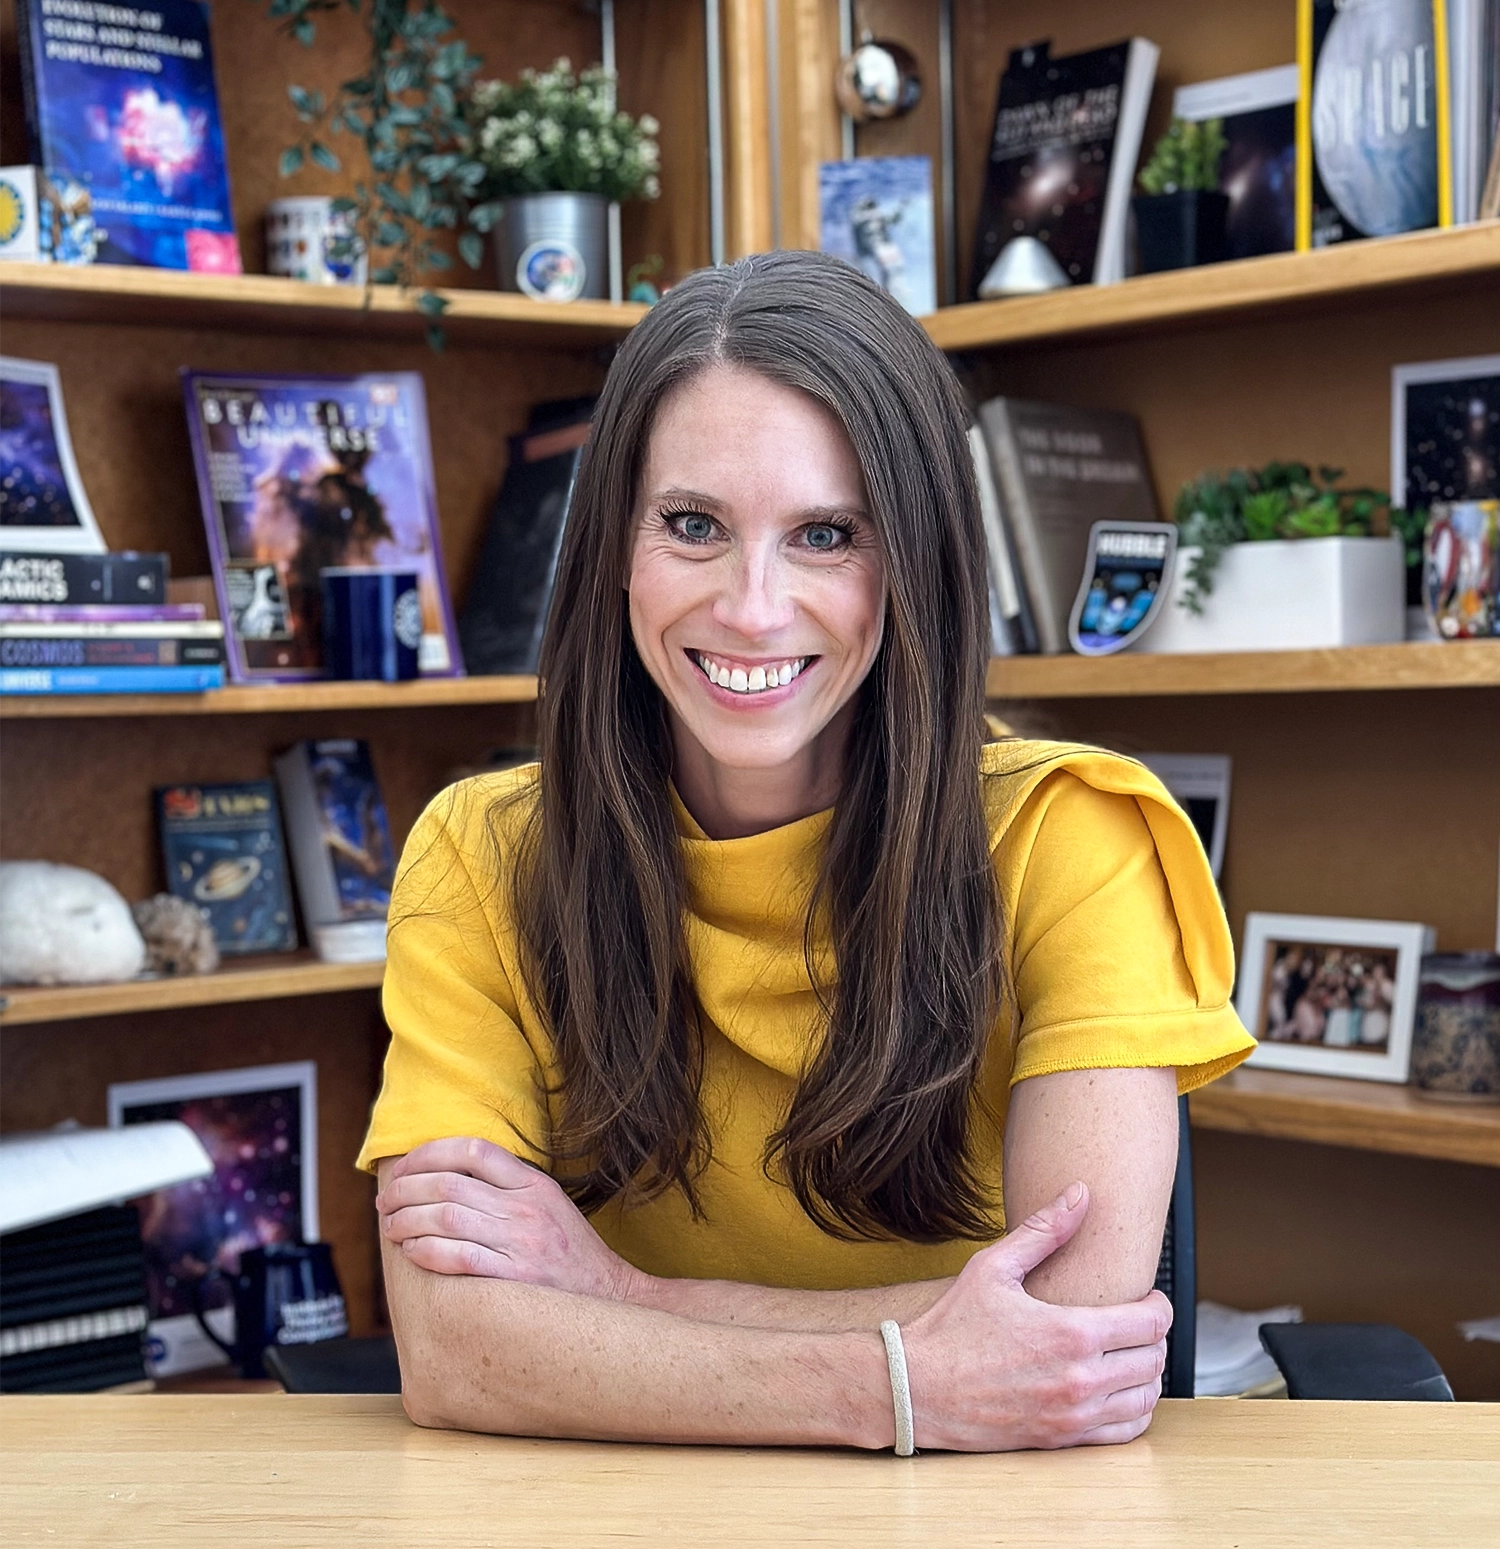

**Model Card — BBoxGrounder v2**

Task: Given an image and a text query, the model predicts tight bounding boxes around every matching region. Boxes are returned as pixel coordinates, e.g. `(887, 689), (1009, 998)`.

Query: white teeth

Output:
(694, 653), (810, 695)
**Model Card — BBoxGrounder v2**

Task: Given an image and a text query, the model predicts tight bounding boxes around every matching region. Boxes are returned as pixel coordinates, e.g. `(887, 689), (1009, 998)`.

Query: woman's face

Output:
(628, 364), (886, 788)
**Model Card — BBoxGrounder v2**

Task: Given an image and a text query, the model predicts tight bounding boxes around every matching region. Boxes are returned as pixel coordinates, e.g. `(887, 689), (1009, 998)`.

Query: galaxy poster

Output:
(1394, 356), (1500, 508)
(16, 0), (240, 271)
(818, 157), (936, 316)
(156, 779), (297, 955)
(969, 40), (1127, 294)
(181, 371), (462, 683)
(0, 355), (104, 551)
(108, 1062), (316, 1375)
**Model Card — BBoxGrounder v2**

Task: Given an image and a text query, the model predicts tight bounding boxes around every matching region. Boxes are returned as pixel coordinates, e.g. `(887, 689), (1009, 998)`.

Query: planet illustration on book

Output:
(193, 855), (262, 902)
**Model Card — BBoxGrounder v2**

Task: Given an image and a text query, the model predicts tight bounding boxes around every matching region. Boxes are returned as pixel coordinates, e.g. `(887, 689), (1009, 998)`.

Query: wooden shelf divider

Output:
(0, 263), (648, 348)
(1190, 1067), (1500, 1170)
(0, 673), (540, 718)
(986, 640), (1500, 700)
(0, 956), (384, 1026)
(923, 224), (1500, 353)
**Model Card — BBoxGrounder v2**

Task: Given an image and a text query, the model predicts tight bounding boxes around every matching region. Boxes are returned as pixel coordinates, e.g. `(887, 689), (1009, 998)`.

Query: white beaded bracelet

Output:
(878, 1319), (916, 1457)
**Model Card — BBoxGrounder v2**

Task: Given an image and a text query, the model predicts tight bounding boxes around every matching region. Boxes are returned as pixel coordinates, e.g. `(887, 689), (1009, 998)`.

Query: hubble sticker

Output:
(1068, 522), (1178, 656)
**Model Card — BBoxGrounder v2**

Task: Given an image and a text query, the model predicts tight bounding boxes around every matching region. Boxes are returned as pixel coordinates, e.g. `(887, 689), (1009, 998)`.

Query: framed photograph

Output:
(818, 156), (937, 317)
(107, 1061), (317, 1376)
(1138, 753), (1232, 879)
(1238, 914), (1433, 1083)
(1391, 354), (1500, 510)
(0, 356), (106, 553)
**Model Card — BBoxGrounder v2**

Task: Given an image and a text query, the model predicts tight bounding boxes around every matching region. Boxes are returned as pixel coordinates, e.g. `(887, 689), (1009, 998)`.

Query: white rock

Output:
(0, 862), (147, 986)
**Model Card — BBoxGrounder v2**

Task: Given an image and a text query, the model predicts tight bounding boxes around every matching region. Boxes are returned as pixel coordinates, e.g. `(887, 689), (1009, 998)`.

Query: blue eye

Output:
(682, 513), (715, 540)
(804, 523), (846, 551)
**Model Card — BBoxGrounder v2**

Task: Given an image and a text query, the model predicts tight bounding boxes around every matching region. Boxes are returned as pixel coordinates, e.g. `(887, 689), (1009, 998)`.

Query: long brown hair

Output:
(512, 250), (1002, 1241)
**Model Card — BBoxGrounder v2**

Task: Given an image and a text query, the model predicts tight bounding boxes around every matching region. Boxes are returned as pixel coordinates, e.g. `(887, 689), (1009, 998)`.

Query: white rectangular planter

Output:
(1134, 536), (1405, 654)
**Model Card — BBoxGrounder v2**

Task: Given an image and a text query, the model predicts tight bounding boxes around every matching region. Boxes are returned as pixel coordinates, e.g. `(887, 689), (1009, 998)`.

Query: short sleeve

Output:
(995, 762), (1254, 1095)
(355, 781), (553, 1173)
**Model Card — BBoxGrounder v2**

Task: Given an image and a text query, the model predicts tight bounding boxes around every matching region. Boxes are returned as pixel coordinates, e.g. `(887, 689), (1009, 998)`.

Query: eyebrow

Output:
(646, 486), (871, 523)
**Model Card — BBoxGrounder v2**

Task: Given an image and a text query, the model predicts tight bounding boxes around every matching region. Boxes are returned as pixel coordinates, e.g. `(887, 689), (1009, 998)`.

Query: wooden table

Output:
(1, 1395), (1496, 1547)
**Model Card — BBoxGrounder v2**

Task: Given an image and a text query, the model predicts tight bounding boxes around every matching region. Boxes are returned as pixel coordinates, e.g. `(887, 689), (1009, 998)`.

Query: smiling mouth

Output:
(690, 650), (814, 695)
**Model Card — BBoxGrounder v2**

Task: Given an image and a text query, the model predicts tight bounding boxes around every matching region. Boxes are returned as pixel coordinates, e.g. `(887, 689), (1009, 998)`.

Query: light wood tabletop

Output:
(1, 1396), (1497, 1547)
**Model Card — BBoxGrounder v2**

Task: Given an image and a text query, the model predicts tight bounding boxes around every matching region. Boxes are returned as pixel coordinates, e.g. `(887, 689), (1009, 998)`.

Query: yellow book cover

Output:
(1296, 0), (1453, 249)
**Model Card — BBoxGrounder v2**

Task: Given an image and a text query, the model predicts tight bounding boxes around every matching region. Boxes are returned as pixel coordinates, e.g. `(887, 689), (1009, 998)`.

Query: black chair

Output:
(263, 1335), (402, 1394)
(1153, 1095), (1453, 1401)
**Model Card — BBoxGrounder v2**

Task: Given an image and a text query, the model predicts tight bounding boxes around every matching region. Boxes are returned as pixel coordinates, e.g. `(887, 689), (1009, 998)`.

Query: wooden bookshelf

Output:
(0, 674), (540, 719)
(1190, 1068), (1500, 1170)
(985, 641), (1500, 700)
(0, 955), (384, 1027)
(0, 262), (648, 348)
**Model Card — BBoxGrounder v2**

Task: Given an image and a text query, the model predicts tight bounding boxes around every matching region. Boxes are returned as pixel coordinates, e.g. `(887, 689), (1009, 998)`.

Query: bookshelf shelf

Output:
(922, 225), (1500, 354)
(0, 263), (648, 348)
(1190, 1068), (1500, 1170)
(0, 673), (540, 718)
(0, 955), (384, 1026)
(985, 641), (1500, 699)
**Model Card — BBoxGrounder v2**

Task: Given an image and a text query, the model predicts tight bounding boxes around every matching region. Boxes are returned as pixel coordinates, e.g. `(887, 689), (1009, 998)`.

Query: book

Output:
(0, 663), (223, 693)
(274, 740), (396, 947)
(967, 424), (1036, 656)
(182, 370), (461, 684)
(1174, 64), (1300, 259)
(0, 632), (224, 669)
(1447, 0), (1500, 223)
(976, 398), (1160, 654)
(459, 407), (591, 675)
(1, 355), (105, 553)
(14, 0), (239, 272)
(155, 780), (297, 955)
(0, 602), (204, 623)
(970, 37), (1159, 295)
(1297, 0), (1452, 248)
(0, 550), (168, 605)
(818, 156), (937, 316)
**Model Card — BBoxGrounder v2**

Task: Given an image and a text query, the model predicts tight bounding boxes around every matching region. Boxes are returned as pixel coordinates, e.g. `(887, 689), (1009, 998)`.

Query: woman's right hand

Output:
(900, 1182), (1171, 1451)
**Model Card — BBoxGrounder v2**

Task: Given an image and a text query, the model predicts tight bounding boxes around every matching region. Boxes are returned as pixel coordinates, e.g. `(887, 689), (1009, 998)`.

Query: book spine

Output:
(0, 553), (169, 606)
(1096, 38), (1160, 284)
(14, 0), (44, 168)
(0, 604), (206, 624)
(1296, 0), (1314, 251)
(273, 742), (343, 929)
(982, 404), (1061, 653)
(1433, 0), (1455, 227)
(0, 621), (223, 638)
(0, 665), (224, 694)
(0, 638), (225, 669)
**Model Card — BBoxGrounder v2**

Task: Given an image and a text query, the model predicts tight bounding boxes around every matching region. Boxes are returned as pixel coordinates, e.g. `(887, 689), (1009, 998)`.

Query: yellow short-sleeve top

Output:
(357, 739), (1253, 1288)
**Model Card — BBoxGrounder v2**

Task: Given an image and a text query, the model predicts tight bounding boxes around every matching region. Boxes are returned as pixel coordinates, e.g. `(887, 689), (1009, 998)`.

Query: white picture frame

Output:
(1239, 913), (1433, 1084)
(0, 355), (106, 553)
(1138, 753), (1232, 880)
(107, 1061), (318, 1376)
(1390, 353), (1500, 509)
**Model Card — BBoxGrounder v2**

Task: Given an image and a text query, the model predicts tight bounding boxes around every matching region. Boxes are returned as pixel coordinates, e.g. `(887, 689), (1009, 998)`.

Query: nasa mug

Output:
(320, 567), (421, 681)
(193, 1241), (349, 1381)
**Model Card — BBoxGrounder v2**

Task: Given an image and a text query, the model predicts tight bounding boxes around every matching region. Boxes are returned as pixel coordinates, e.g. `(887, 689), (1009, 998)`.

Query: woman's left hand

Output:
(376, 1136), (647, 1302)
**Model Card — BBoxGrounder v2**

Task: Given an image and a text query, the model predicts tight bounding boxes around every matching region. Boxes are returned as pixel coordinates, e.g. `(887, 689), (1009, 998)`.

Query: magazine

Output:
(181, 371), (462, 682)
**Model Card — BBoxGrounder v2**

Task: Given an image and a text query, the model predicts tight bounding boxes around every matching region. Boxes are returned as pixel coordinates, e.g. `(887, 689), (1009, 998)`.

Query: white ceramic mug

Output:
(264, 196), (367, 286)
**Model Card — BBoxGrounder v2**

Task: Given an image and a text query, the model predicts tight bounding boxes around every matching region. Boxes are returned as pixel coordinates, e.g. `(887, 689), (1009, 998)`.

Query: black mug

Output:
(193, 1241), (349, 1380)
(320, 566), (422, 681)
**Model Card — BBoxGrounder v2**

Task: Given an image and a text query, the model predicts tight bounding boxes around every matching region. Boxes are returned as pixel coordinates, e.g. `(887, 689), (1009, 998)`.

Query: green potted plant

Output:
(467, 60), (660, 302)
(1132, 117), (1229, 273)
(1136, 463), (1407, 653)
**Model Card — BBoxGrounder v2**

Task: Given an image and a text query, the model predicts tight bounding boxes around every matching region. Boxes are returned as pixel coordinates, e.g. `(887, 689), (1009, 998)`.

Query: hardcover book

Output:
(155, 780), (296, 955)
(181, 371), (462, 683)
(273, 739), (397, 933)
(0, 551), (168, 605)
(1297, 0), (1451, 248)
(970, 37), (1158, 294)
(459, 402), (592, 676)
(1175, 65), (1299, 259)
(818, 156), (937, 316)
(14, 0), (240, 272)
(977, 397), (1160, 655)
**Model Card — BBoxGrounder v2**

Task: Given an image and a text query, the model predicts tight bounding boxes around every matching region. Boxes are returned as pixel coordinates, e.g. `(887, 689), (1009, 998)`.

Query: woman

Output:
(359, 251), (1253, 1452)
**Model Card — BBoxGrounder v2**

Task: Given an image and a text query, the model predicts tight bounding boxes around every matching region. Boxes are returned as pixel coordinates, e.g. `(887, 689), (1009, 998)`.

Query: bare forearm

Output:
(384, 1237), (894, 1446)
(630, 1272), (953, 1331)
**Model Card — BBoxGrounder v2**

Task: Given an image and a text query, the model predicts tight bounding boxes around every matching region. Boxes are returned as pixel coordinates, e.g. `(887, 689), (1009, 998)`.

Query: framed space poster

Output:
(0, 356), (106, 553)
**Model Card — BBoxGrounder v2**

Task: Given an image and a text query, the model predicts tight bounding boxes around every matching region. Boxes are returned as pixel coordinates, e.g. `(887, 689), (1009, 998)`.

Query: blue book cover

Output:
(182, 370), (462, 683)
(156, 780), (297, 955)
(16, 0), (240, 271)
(818, 156), (937, 316)
(0, 663), (223, 693)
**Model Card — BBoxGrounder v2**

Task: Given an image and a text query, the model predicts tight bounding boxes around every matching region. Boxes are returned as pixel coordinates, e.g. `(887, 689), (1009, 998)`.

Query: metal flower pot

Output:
(494, 192), (609, 302)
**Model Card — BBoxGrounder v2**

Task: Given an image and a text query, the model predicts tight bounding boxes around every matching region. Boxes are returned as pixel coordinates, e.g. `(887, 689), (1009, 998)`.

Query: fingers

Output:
(376, 1166), (507, 1218)
(396, 1234), (512, 1278)
(382, 1199), (506, 1254)
(987, 1182), (1089, 1283)
(386, 1137), (537, 1189)
(1093, 1337), (1168, 1396)
(1084, 1289), (1174, 1354)
(1074, 1409), (1157, 1448)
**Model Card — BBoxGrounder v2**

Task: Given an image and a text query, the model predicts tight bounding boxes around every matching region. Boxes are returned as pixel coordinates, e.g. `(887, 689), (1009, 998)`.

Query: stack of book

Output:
(0, 552), (225, 695)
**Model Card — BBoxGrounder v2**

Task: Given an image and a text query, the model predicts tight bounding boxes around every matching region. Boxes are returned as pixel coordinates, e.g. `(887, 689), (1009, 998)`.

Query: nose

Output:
(710, 539), (797, 641)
